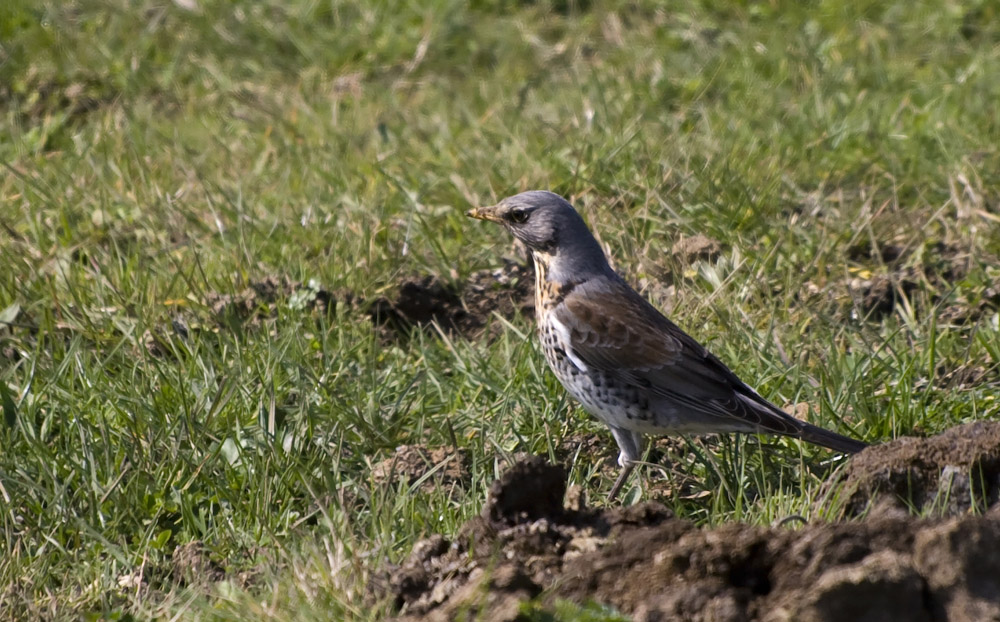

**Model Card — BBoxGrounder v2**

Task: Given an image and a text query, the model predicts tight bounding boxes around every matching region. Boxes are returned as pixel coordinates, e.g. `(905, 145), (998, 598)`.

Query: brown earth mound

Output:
(195, 261), (533, 339)
(371, 444), (470, 491)
(369, 260), (533, 339)
(833, 421), (1000, 518)
(841, 239), (1000, 323)
(205, 275), (356, 323)
(381, 424), (1000, 622)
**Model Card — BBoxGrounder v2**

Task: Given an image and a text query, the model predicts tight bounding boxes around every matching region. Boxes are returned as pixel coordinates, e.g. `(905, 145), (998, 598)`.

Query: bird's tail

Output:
(793, 421), (868, 454)
(738, 391), (868, 454)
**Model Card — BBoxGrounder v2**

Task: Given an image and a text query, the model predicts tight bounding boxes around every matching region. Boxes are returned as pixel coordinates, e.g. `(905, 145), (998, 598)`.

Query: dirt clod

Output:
(939, 363), (994, 388)
(200, 262), (531, 340)
(839, 237), (1000, 324)
(781, 550), (929, 622)
(913, 518), (1000, 622)
(371, 445), (470, 491)
(172, 541), (224, 586)
(382, 424), (1000, 621)
(369, 276), (464, 332)
(834, 421), (1000, 517)
(483, 455), (566, 527)
(205, 276), (354, 326)
(370, 261), (533, 339)
(465, 260), (535, 327)
(847, 270), (920, 319)
(672, 234), (722, 264)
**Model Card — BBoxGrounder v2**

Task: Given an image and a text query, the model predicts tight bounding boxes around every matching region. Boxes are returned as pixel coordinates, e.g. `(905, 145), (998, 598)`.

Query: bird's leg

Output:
(607, 427), (644, 502)
(607, 460), (635, 502)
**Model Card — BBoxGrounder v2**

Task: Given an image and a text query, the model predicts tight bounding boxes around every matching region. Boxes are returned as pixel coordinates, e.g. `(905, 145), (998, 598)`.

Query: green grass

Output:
(2, 0), (999, 619)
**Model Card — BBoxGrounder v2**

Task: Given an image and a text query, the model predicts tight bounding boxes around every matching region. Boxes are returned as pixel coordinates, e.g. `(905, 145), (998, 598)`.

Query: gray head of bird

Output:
(467, 190), (611, 280)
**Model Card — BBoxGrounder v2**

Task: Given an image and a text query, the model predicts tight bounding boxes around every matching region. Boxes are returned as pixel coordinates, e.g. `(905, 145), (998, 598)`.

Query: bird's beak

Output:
(466, 205), (504, 223)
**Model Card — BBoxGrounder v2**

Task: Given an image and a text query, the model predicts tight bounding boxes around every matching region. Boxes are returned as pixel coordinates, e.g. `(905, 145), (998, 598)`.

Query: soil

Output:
(553, 432), (701, 501)
(2, 77), (120, 148)
(371, 444), (471, 491)
(205, 275), (357, 324)
(369, 260), (534, 339)
(845, 269), (921, 319)
(27, 261), (533, 365)
(672, 235), (722, 264)
(197, 260), (533, 341)
(379, 424), (1000, 622)
(841, 238), (1000, 323)
(832, 421), (1000, 518)
(171, 540), (226, 586)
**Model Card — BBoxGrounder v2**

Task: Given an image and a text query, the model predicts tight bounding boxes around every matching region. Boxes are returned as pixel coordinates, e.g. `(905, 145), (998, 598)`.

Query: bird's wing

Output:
(553, 277), (803, 436)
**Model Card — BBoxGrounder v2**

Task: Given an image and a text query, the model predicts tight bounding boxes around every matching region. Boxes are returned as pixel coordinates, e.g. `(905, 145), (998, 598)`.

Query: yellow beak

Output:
(466, 205), (504, 223)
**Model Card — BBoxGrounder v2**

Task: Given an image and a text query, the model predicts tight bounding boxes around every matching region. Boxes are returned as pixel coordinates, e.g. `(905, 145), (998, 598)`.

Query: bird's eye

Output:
(508, 209), (529, 224)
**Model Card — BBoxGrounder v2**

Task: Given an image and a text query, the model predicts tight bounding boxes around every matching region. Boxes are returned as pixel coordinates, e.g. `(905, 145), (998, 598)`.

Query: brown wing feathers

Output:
(556, 276), (866, 452)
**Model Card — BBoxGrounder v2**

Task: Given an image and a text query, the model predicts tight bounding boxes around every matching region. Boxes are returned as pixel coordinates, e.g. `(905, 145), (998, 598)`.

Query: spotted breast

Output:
(533, 254), (655, 433)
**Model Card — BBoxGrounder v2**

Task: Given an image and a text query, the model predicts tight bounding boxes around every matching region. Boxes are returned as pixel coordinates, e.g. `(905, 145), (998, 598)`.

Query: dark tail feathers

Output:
(739, 391), (868, 454)
(794, 421), (868, 454)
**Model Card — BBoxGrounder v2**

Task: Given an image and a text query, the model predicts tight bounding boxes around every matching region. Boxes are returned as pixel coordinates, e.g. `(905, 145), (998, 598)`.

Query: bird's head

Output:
(467, 191), (612, 282)
(468, 190), (579, 253)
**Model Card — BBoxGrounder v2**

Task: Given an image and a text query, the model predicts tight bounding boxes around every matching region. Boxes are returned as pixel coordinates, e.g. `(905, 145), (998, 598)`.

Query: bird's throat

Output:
(531, 251), (550, 316)
(531, 250), (580, 314)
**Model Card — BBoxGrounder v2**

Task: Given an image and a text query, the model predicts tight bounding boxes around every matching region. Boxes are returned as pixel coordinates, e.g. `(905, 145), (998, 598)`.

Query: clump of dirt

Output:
(846, 269), (921, 319)
(832, 421), (1000, 518)
(841, 239), (1000, 323)
(385, 455), (676, 621)
(198, 261), (531, 341)
(937, 363), (997, 389)
(846, 241), (908, 265)
(369, 261), (533, 339)
(482, 454), (568, 526)
(368, 276), (466, 334)
(205, 276), (355, 325)
(553, 433), (614, 478)
(2, 77), (121, 149)
(171, 541), (225, 587)
(381, 424), (1000, 622)
(672, 234), (722, 264)
(371, 445), (470, 491)
(131, 276), (358, 359)
(464, 260), (536, 331)
(140, 317), (194, 359)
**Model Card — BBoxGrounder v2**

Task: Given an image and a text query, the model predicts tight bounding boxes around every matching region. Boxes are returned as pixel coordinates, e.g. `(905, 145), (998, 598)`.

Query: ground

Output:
(383, 429), (1000, 622)
(2, 1), (1000, 620)
(369, 266), (1000, 620)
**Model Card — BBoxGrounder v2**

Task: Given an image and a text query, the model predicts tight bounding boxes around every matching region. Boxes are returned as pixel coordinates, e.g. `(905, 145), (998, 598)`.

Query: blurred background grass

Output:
(1, 0), (999, 619)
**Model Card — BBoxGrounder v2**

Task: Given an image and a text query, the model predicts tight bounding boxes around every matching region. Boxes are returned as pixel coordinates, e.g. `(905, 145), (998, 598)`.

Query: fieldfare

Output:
(468, 191), (867, 501)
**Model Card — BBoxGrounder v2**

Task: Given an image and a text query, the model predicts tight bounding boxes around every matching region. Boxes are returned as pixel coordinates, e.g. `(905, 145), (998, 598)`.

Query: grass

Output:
(2, 0), (999, 619)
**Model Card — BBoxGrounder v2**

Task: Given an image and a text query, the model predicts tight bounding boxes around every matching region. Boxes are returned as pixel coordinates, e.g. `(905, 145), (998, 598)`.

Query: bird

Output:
(467, 190), (867, 501)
